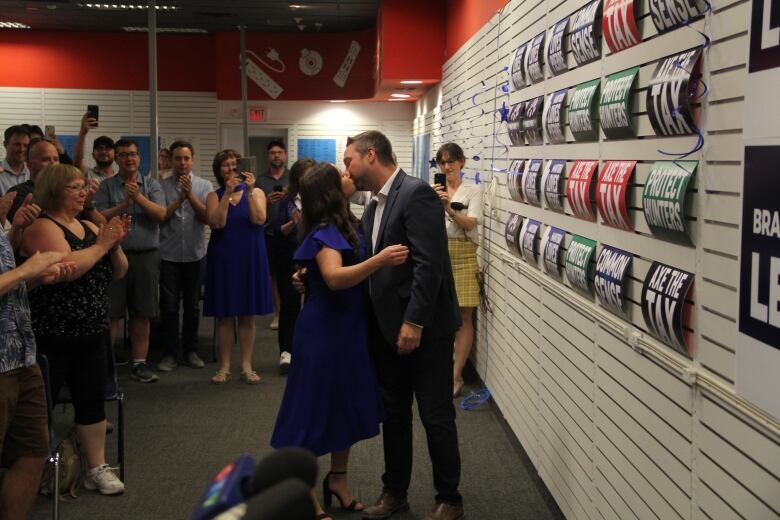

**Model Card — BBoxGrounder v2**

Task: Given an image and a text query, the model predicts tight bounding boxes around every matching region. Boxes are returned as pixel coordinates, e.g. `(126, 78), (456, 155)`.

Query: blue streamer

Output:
(472, 155), (481, 161)
(475, 171), (482, 184)
(657, 114), (705, 159)
(460, 388), (492, 410)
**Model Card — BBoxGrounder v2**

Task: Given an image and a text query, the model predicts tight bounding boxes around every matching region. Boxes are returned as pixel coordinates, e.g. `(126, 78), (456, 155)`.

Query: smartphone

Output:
(87, 104), (99, 127)
(44, 125), (55, 138)
(236, 157), (252, 175)
(434, 173), (446, 186)
(273, 185), (284, 192)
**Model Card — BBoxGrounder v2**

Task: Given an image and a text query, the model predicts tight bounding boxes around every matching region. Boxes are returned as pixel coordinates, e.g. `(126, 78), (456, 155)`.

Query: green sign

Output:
(599, 67), (639, 139)
(565, 235), (597, 294)
(642, 161), (697, 243)
(569, 78), (600, 142)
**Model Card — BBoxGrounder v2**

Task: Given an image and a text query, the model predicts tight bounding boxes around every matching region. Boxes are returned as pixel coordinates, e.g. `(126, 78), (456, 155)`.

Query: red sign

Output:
(566, 160), (599, 221)
(597, 160), (636, 230)
(603, 0), (641, 54)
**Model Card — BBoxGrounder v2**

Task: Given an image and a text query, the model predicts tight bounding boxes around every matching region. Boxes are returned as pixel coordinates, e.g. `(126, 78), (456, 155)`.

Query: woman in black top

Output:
(21, 163), (129, 496)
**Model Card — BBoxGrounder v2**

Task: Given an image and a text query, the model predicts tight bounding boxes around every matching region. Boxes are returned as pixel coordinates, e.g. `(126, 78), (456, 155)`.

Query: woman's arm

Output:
(246, 188), (267, 225)
(83, 220), (128, 280)
(316, 243), (409, 291)
(205, 191), (229, 229)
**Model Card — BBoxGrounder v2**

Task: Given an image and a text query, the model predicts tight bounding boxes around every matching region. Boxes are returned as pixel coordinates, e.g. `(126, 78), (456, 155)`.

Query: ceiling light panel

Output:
(122, 27), (207, 33)
(78, 3), (179, 10)
(0, 21), (31, 29)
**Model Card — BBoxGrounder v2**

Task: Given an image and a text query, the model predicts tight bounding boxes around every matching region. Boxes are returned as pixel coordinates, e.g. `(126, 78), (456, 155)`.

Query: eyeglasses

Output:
(437, 160), (459, 166)
(64, 184), (88, 193)
(117, 152), (139, 159)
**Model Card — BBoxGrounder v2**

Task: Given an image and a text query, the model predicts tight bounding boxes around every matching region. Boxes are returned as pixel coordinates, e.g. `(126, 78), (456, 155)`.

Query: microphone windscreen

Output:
(249, 448), (317, 495)
(241, 479), (315, 520)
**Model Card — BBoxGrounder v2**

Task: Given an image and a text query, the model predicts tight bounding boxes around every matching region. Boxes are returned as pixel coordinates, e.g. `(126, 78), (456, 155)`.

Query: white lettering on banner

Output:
(602, 102), (630, 130)
(595, 273), (623, 310)
(649, 0), (704, 32)
(750, 253), (780, 327)
(601, 75), (635, 103)
(648, 50), (698, 135)
(527, 33), (545, 83)
(570, 84), (598, 135)
(547, 20), (567, 74)
(645, 166), (687, 199)
(645, 198), (685, 231)
(597, 248), (631, 279)
(571, 1), (601, 63)
(644, 287), (677, 345)
(753, 209), (780, 237)
(605, 0), (639, 50)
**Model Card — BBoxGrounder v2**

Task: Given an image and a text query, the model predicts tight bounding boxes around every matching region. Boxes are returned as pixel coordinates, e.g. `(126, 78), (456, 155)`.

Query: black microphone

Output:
(245, 448), (317, 497)
(450, 202), (467, 211)
(242, 479), (316, 520)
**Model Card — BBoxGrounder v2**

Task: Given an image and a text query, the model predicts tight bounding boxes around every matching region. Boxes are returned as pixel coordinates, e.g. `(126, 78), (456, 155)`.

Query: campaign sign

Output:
(641, 261), (695, 354)
(646, 47), (704, 137)
(566, 160), (599, 221)
(749, 0), (780, 73)
(510, 43), (529, 92)
(595, 245), (633, 316)
(642, 160), (697, 243)
(546, 17), (570, 76)
(523, 96), (545, 145)
(505, 213), (523, 256)
(522, 159), (543, 207)
(596, 160), (636, 231)
(569, 79), (601, 142)
(570, 0), (602, 66)
(599, 67), (639, 139)
(520, 218), (542, 266)
(507, 159), (526, 202)
(603, 0), (641, 54)
(526, 31), (546, 84)
(542, 226), (567, 277)
(739, 145), (780, 351)
(542, 159), (566, 212)
(649, 0), (707, 35)
(508, 102), (526, 146)
(544, 89), (568, 144)
(565, 235), (597, 294)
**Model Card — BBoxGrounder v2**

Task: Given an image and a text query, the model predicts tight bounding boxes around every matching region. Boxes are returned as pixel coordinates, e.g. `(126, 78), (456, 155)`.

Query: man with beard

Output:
(254, 140), (289, 338)
(73, 111), (116, 183)
(0, 126), (31, 196)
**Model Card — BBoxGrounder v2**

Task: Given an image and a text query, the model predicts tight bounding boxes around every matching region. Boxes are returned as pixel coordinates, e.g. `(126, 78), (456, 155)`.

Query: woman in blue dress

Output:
(204, 149), (273, 385)
(271, 163), (408, 520)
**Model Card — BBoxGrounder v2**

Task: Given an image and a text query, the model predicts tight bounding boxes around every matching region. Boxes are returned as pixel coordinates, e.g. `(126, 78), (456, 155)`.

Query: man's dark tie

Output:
(364, 198), (378, 255)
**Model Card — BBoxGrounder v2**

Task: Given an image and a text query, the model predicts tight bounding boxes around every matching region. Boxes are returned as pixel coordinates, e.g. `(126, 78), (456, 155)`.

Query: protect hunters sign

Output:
(505, 212), (523, 255)
(599, 67), (639, 139)
(526, 31), (546, 84)
(570, 0), (602, 66)
(570, 78), (601, 142)
(565, 235), (597, 294)
(646, 47), (703, 137)
(523, 96), (545, 145)
(642, 160), (696, 243)
(542, 159), (566, 212)
(641, 261), (694, 354)
(595, 245), (633, 316)
(566, 160), (599, 221)
(520, 218), (541, 266)
(596, 160), (636, 231)
(603, 0), (641, 54)
(510, 43), (529, 92)
(522, 159), (543, 206)
(542, 226), (566, 277)
(546, 17), (570, 76)
(507, 160), (525, 202)
(544, 89), (567, 144)
(649, 0), (707, 35)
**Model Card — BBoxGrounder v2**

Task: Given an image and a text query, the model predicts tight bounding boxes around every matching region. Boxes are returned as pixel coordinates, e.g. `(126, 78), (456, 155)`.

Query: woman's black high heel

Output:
(322, 471), (361, 511)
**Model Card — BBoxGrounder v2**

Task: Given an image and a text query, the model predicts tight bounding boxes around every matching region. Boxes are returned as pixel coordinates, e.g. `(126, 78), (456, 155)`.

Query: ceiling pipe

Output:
(148, 0), (159, 178)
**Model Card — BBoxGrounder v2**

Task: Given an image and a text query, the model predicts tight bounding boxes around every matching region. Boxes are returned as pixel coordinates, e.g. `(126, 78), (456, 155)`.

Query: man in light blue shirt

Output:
(157, 141), (213, 372)
(0, 126), (31, 196)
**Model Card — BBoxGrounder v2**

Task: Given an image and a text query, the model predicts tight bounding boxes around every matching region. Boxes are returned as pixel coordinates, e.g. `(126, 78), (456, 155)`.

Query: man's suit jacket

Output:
(363, 170), (461, 347)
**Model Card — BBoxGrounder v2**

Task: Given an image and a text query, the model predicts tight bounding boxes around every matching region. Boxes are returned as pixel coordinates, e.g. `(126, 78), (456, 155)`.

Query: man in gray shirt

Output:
(0, 126), (31, 196)
(94, 138), (165, 383)
(157, 141), (212, 372)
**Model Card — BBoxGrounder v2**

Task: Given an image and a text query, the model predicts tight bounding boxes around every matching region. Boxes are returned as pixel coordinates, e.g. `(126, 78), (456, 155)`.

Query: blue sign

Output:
(297, 138), (336, 164)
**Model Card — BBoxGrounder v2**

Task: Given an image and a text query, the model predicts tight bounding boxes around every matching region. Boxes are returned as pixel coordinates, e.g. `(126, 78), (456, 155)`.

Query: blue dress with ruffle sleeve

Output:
(271, 223), (383, 456)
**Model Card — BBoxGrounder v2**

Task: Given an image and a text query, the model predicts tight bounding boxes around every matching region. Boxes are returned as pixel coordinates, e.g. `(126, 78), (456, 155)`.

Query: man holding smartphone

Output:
(254, 140), (289, 338)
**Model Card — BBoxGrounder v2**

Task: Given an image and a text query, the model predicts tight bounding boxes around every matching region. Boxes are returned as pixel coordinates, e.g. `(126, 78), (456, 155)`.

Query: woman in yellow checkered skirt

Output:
(433, 143), (482, 398)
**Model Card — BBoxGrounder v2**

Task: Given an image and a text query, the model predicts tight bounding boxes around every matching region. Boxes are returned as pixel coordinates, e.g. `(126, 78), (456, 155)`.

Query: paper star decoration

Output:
(429, 158), (438, 168)
(498, 102), (509, 122)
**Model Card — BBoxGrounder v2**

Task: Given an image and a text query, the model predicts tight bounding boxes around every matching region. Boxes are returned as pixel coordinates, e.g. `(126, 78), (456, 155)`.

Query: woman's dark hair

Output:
(436, 142), (466, 164)
(299, 162), (359, 251)
(287, 157), (316, 201)
(212, 149), (241, 188)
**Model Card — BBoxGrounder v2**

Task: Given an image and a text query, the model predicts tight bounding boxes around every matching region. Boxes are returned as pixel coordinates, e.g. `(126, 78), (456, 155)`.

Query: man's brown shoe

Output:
(422, 502), (465, 520)
(361, 492), (410, 519)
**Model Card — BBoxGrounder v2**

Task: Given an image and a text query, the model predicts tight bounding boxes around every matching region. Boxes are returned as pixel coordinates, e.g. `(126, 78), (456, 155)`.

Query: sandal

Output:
(211, 369), (231, 385)
(240, 370), (262, 385)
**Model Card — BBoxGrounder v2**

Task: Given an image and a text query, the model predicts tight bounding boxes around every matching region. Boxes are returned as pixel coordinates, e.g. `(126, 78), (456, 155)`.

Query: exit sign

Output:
(249, 107), (266, 122)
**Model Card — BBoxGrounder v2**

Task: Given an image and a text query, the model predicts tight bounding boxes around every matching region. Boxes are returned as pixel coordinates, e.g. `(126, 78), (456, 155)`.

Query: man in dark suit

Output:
(344, 131), (464, 520)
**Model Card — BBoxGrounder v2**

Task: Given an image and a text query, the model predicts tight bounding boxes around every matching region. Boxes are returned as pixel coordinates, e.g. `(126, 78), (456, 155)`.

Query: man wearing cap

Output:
(1, 126), (31, 196)
(74, 111), (116, 184)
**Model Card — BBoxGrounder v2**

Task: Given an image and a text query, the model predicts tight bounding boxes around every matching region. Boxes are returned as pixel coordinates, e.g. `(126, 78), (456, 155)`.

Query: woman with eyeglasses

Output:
(203, 149), (273, 385)
(432, 143), (483, 397)
(20, 163), (129, 495)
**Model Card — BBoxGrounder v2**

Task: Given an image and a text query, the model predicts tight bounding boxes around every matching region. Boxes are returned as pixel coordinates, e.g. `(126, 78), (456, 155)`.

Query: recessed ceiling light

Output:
(78, 2), (179, 10)
(400, 80), (423, 84)
(389, 99), (407, 102)
(122, 26), (207, 33)
(329, 100), (346, 103)
(0, 21), (31, 29)
(391, 94), (410, 98)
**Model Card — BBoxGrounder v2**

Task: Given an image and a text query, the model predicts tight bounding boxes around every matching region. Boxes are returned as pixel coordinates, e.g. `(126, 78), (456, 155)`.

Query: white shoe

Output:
(157, 355), (178, 372)
(270, 317), (279, 330)
(85, 464), (125, 495)
(279, 351), (291, 374)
